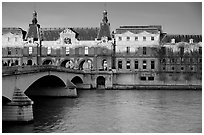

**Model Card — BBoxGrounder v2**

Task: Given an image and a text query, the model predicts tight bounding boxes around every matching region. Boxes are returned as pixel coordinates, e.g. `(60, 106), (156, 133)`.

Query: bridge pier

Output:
(2, 88), (34, 123)
(65, 80), (77, 97)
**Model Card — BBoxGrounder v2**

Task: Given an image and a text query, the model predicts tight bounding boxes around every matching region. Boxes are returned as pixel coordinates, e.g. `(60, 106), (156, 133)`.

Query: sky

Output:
(2, 2), (202, 35)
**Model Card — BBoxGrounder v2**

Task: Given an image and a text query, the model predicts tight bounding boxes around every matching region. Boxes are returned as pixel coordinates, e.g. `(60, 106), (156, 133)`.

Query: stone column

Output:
(2, 88), (34, 123)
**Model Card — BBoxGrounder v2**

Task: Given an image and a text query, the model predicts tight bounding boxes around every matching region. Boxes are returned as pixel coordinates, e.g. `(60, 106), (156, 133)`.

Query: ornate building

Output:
(2, 10), (202, 88)
(2, 27), (26, 66)
(159, 34), (202, 84)
(18, 10), (113, 71)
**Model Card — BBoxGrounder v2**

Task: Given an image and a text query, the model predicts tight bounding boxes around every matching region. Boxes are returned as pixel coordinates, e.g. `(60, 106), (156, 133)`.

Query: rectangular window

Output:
(143, 47), (146, 55)
(126, 47), (130, 54)
(161, 47), (166, 55)
(65, 47), (70, 55)
(148, 77), (154, 81)
(15, 48), (18, 54)
(127, 37), (130, 41)
(126, 60), (131, 69)
(118, 37), (122, 41)
(171, 58), (175, 63)
(47, 47), (51, 55)
(199, 47), (202, 55)
(181, 66), (184, 71)
(199, 58), (202, 63)
(15, 37), (17, 42)
(135, 60), (138, 69)
(85, 47), (89, 55)
(8, 48), (11, 55)
(143, 36), (146, 41)
(135, 37), (138, 41)
(189, 58), (193, 63)
(28, 47), (32, 54)
(191, 66), (194, 71)
(151, 36), (154, 41)
(143, 60), (147, 69)
(140, 76), (146, 81)
(8, 37), (10, 42)
(180, 47), (184, 55)
(151, 60), (155, 69)
(118, 60), (122, 69)
(171, 66), (175, 71)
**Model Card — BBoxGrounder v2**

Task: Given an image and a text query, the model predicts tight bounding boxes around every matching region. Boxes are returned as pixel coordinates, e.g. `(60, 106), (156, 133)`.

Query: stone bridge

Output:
(2, 65), (113, 122)
(3, 66), (82, 100)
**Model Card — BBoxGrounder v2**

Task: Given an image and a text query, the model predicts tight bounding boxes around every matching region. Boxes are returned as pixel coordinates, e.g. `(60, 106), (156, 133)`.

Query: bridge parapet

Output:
(2, 65), (84, 76)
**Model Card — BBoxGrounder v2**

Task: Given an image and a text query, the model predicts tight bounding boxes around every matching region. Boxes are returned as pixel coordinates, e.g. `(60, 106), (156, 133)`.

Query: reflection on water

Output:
(2, 90), (202, 133)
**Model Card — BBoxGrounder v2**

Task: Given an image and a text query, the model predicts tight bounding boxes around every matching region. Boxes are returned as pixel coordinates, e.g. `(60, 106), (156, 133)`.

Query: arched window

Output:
(27, 59), (32, 65)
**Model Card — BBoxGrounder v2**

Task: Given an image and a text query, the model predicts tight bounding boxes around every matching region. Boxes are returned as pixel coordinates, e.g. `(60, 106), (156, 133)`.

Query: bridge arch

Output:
(96, 76), (106, 89)
(25, 75), (67, 96)
(60, 59), (74, 69)
(71, 76), (83, 85)
(2, 68), (84, 99)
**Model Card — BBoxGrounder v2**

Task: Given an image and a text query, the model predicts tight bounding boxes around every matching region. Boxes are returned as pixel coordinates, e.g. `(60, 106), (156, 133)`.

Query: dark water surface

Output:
(2, 90), (202, 133)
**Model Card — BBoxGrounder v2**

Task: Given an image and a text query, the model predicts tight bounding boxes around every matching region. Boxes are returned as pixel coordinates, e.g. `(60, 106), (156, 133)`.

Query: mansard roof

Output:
(2, 27), (27, 38)
(161, 34), (202, 43)
(74, 27), (99, 41)
(115, 25), (162, 34)
(40, 27), (99, 41)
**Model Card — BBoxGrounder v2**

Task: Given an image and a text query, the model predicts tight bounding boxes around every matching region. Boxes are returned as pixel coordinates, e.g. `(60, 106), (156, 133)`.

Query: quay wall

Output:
(110, 72), (202, 90)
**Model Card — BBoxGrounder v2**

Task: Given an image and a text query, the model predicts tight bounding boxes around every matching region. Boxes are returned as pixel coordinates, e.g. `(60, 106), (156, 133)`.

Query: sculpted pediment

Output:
(61, 28), (76, 35)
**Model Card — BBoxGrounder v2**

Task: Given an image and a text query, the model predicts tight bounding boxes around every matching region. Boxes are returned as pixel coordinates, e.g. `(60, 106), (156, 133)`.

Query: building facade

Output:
(2, 10), (202, 88)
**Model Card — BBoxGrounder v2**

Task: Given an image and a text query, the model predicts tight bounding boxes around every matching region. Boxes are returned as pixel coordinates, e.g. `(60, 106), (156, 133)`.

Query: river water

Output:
(2, 90), (202, 133)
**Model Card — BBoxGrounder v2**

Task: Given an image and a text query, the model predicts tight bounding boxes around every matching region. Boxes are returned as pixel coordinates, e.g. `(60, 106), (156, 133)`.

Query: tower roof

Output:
(25, 11), (40, 41)
(97, 10), (111, 40)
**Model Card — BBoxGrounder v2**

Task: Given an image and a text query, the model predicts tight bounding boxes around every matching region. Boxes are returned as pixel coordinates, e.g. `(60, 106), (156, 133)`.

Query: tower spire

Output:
(102, 10), (108, 24)
(32, 10), (38, 24)
(97, 10), (111, 40)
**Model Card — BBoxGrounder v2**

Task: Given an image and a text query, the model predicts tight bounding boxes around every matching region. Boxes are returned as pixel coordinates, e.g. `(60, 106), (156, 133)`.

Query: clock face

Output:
(64, 37), (71, 44)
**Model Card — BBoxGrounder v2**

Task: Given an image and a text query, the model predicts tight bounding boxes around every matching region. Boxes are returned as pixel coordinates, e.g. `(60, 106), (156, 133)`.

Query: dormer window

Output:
(171, 38), (175, 43)
(189, 39), (193, 43)
(64, 37), (71, 44)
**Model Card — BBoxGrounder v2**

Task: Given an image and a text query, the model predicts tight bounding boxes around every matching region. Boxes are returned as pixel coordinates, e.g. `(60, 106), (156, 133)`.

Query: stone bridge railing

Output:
(2, 65), (85, 76)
